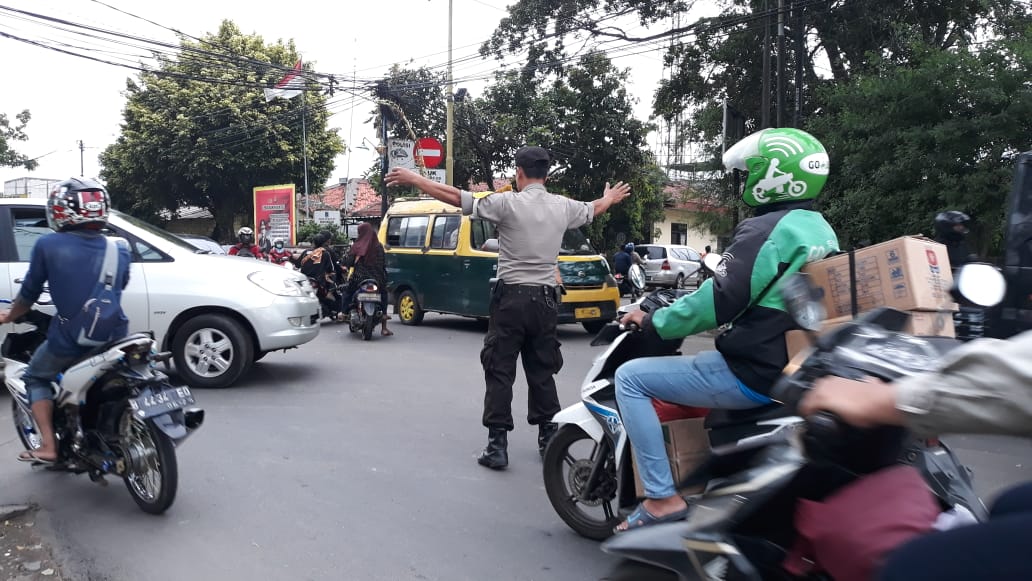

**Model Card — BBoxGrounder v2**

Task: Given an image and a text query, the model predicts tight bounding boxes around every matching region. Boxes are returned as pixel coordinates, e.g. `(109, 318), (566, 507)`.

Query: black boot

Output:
(477, 428), (508, 470)
(538, 422), (558, 458)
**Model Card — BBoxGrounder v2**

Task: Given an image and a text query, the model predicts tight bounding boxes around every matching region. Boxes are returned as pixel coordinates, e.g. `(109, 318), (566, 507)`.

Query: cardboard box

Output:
(801, 236), (957, 318)
(785, 309), (956, 361)
(632, 418), (711, 497)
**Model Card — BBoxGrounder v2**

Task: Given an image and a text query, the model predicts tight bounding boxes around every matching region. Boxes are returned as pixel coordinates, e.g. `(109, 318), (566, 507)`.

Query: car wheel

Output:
(172, 314), (253, 388)
(675, 274), (686, 289)
(397, 290), (424, 326)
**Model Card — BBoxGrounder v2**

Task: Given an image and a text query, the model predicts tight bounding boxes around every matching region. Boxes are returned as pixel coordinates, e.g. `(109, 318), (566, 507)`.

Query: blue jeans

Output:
(615, 351), (771, 498)
(24, 341), (81, 404)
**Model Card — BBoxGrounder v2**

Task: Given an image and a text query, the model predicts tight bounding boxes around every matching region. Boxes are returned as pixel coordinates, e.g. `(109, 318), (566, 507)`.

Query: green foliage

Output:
(0, 110), (38, 170)
(297, 221), (346, 244)
(376, 53), (664, 251)
(810, 31), (1032, 256)
(100, 21), (344, 239)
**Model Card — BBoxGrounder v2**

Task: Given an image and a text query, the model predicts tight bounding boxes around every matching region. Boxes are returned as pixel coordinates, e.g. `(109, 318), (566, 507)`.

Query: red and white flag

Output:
(264, 60), (304, 102)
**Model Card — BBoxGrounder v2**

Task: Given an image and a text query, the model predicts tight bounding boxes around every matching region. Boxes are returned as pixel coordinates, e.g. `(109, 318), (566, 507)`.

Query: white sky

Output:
(0, 0), (706, 190)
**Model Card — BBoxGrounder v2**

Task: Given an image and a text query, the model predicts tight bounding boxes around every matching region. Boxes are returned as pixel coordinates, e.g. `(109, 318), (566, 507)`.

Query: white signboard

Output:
(387, 138), (415, 170)
(313, 210), (340, 226)
(424, 169), (447, 184)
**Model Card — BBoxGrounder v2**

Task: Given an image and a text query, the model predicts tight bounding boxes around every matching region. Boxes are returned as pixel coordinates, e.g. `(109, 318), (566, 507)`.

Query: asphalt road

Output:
(0, 314), (1028, 581)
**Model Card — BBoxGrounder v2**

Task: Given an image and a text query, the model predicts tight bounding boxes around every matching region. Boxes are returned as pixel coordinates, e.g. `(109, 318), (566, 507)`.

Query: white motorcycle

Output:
(3, 304), (203, 514)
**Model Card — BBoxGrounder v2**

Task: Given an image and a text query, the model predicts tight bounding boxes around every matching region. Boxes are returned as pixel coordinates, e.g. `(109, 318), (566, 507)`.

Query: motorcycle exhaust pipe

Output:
(184, 408), (205, 430)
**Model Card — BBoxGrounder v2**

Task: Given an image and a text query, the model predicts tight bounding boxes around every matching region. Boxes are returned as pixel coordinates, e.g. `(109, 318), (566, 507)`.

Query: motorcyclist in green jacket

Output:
(614, 128), (840, 532)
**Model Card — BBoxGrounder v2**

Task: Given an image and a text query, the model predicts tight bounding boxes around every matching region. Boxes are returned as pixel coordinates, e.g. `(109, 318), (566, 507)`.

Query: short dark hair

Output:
(515, 146), (551, 179)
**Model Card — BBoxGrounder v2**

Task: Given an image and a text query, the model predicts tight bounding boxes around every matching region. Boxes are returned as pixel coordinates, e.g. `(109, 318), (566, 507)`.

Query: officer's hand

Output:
(385, 168), (419, 188)
(603, 181), (631, 205)
(619, 308), (646, 329)
(0, 310), (9, 325)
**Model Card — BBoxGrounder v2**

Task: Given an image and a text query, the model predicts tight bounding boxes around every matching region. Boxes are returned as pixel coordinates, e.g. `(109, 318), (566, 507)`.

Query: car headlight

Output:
(248, 271), (305, 297)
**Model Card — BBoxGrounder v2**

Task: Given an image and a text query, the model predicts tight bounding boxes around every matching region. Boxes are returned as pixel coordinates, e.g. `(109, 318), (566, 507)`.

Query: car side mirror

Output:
(481, 238), (500, 253)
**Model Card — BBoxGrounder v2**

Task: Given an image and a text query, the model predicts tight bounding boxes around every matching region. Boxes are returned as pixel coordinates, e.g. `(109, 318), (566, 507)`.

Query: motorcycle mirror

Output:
(627, 264), (646, 290)
(781, 273), (826, 333)
(952, 263), (1006, 307)
(702, 252), (723, 274)
(481, 238), (500, 253)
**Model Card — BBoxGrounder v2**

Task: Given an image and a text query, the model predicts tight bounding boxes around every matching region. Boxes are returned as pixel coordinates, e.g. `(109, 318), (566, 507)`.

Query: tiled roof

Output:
(663, 182), (721, 212)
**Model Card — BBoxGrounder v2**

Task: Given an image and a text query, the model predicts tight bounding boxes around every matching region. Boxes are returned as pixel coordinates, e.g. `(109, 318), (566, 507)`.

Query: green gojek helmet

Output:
(722, 128), (830, 207)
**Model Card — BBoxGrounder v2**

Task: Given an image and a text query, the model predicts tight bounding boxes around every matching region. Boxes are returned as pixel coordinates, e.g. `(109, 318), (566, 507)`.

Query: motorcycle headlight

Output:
(248, 271), (305, 297)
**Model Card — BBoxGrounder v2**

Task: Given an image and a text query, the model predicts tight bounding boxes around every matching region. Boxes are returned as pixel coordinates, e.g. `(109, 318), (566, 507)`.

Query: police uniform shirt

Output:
(459, 183), (593, 286)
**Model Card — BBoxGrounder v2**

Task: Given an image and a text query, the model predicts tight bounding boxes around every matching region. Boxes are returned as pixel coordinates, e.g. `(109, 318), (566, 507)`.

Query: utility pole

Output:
(793, 0), (805, 128)
(445, 0), (454, 186)
(761, 0), (771, 129)
(78, 140), (85, 176)
(776, 0), (785, 128)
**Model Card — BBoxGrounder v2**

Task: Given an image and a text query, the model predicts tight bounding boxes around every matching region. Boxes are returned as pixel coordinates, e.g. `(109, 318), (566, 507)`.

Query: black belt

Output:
(496, 280), (558, 298)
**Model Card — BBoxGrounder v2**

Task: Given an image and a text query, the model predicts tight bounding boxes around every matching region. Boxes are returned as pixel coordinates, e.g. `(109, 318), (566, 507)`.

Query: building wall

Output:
(3, 177), (62, 199)
(654, 208), (718, 252)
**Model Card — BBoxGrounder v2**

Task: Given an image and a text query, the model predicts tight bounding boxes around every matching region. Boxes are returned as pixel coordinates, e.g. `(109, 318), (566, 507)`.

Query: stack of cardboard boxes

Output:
(787, 236), (957, 358)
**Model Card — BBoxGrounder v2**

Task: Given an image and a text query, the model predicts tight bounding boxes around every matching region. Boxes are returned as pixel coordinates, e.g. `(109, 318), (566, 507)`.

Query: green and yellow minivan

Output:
(378, 198), (621, 333)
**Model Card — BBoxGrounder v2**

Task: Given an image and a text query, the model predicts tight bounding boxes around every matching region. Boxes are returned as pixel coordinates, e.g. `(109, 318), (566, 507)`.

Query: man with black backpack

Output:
(0, 178), (131, 463)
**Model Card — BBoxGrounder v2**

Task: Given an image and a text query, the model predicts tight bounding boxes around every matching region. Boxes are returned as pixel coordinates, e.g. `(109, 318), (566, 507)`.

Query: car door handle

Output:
(14, 278), (23, 284)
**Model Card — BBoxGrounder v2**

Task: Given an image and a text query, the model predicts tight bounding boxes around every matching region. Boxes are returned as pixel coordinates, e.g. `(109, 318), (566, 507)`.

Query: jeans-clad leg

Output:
(23, 341), (80, 404)
(615, 351), (764, 499)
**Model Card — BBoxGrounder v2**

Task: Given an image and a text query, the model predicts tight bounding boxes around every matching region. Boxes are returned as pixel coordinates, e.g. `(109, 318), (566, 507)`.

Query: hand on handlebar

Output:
(619, 308), (646, 331)
(799, 376), (902, 428)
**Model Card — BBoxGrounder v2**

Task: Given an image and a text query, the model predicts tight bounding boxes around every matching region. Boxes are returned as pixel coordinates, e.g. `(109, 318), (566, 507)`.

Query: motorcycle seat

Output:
(704, 403), (787, 430)
(73, 333), (154, 364)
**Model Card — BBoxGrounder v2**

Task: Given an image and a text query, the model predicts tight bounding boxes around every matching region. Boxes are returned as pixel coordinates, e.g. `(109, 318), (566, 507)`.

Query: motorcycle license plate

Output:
(575, 307), (601, 320)
(129, 386), (195, 419)
(355, 293), (380, 302)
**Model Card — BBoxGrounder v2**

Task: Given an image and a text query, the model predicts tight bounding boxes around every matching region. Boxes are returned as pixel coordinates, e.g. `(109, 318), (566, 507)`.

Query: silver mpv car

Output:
(636, 244), (702, 289)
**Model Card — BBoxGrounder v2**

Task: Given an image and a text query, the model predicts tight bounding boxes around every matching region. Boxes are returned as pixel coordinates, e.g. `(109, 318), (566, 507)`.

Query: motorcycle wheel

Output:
(11, 399), (42, 451)
(362, 312), (375, 341)
(120, 411), (178, 514)
(543, 425), (621, 540)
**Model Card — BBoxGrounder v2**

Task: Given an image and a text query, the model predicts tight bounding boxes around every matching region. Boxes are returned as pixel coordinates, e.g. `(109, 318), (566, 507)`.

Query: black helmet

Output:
(935, 211), (970, 238)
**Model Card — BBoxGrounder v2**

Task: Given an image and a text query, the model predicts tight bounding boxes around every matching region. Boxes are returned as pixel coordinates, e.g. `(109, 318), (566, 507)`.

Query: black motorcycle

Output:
(347, 278), (385, 340)
(600, 266), (1001, 580)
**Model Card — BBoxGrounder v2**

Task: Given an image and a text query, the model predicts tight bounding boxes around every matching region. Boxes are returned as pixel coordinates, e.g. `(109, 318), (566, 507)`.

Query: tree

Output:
(809, 32), (1032, 256)
(0, 110), (38, 170)
(100, 21), (344, 239)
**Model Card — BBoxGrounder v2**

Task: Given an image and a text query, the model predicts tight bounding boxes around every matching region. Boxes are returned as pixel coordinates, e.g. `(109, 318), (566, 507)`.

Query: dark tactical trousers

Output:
(481, 282), (564, 431)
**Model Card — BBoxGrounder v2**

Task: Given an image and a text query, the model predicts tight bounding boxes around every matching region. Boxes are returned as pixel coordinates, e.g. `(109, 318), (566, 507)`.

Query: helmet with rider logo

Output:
(46, 177), (110, 232)
(237, 226), (254, 245)
(722, 128), (829, 207)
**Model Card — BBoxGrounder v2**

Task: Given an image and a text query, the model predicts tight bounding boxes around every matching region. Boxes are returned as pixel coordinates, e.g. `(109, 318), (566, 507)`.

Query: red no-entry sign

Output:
(417, 137), (444, 169)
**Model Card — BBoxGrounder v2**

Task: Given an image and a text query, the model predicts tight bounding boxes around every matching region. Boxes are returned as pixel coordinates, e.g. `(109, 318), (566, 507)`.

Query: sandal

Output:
(18, 451), (55, 465)
(613, 503), (690, 534)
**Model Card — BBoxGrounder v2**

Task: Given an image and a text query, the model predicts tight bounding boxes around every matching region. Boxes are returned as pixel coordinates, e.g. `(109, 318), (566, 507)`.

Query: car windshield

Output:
(559, 229), (596, 256)
(112, 210), (200, 252)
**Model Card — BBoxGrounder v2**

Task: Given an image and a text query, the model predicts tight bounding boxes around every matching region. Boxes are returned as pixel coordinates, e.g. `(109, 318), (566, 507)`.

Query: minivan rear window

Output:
(641, 246), (666, 260)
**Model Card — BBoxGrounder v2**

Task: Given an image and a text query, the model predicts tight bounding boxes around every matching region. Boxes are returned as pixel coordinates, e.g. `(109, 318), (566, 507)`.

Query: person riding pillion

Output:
(614, 128), (840, 532)
(0, 178), (132, 464)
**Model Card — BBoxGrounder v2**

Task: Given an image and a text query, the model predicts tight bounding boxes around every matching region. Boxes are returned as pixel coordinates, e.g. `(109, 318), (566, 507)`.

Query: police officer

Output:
(386, 147), (631, 469)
